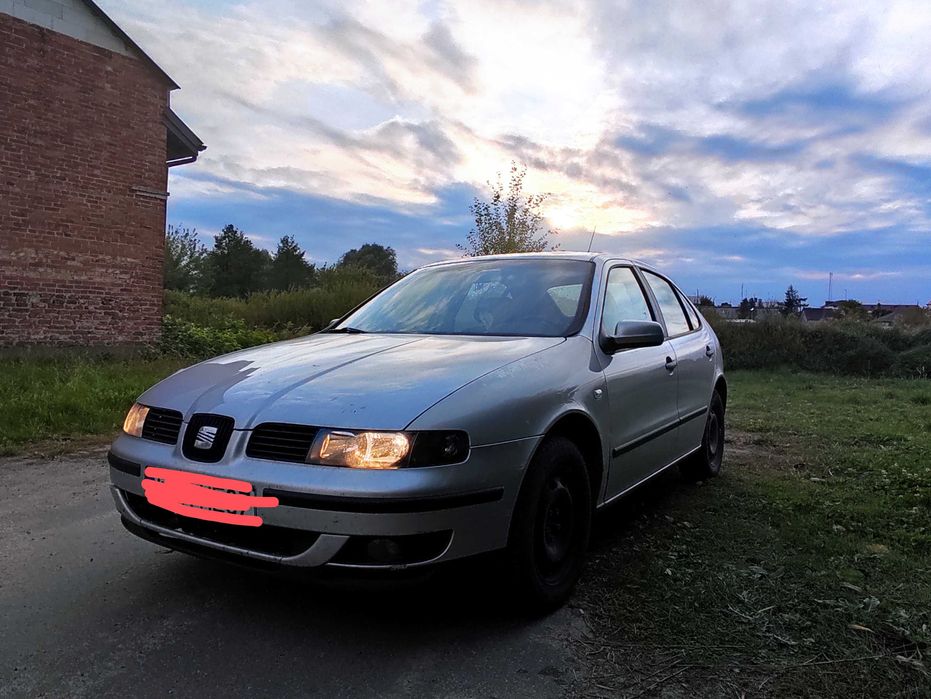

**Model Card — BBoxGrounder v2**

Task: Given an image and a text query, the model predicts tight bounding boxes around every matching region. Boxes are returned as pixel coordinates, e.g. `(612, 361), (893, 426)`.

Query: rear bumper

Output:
(108, 432), (539, 570)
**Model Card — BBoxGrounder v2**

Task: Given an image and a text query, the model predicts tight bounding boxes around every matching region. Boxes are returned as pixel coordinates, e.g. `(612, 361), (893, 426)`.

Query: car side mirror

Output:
(601, 320), (665, 353)
(322, 318), (340, 331)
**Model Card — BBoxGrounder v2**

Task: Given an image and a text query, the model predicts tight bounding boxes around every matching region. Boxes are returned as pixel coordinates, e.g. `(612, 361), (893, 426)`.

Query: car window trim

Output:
(638, 268), (700, 340)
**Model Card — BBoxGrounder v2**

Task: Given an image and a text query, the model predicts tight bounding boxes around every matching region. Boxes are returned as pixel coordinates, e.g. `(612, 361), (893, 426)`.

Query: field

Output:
(578, 370), (931, 697)
(0, 359), (928, 695)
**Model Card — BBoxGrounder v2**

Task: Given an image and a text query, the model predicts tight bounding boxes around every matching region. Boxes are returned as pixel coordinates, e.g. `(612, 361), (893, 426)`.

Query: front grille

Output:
(122, 491), (320, 557)
(141, 407), (183, 444)
(182, 413), (235, 463)
(246, 423), (318, 463)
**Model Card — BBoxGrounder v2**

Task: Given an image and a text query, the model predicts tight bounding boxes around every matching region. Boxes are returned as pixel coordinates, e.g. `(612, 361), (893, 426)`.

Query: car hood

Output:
(140, 333), (565, 430)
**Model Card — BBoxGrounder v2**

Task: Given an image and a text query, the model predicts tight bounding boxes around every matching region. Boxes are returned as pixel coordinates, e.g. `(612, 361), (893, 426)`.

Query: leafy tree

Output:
(204, 224), (270, 298)
(164, 225), (205, 292)
(782, 285), (808, 316)
(836, 300), (869, 322)
(338, 243), (398, 281)
(269, 235), (315, 291)
(459, 162), (557, 256)
(696, 295), (715, 308)
(738, 297), (763, 320)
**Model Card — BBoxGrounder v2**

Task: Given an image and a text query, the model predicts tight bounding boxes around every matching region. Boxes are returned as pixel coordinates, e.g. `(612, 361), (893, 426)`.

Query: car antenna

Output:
(586, 226), (597, 252)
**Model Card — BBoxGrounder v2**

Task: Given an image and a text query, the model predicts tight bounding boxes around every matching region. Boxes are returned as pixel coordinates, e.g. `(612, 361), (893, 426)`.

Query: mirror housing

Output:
(322, 318), (340, 331)
(601, 320), (665, 353)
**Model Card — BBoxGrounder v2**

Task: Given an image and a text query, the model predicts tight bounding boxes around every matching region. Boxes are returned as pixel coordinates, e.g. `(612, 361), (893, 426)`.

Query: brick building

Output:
(0, 0), (203, 347)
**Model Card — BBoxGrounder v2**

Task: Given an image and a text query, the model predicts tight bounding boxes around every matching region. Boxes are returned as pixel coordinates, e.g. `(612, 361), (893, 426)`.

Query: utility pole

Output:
(828, 272), (833, 302)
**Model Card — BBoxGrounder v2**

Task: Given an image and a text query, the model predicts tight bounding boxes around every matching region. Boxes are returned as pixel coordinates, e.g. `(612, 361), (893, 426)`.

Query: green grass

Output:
(0, 357), (188, 455)
(578, 370), (931, 697)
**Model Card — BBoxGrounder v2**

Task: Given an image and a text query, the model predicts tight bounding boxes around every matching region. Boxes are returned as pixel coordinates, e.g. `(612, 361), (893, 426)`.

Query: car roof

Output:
(421, 251), (654, 269)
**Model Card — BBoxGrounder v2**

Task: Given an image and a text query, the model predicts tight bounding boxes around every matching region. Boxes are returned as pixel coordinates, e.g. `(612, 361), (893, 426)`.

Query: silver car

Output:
(109, 252), (726, 609)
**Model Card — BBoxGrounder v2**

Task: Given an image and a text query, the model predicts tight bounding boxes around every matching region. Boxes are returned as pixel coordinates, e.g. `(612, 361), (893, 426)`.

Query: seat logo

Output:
(193, 425), (219, 450)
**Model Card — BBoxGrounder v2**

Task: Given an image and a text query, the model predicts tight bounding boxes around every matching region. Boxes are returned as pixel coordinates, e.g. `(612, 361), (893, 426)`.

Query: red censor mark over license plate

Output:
(142, 466), (279, 527)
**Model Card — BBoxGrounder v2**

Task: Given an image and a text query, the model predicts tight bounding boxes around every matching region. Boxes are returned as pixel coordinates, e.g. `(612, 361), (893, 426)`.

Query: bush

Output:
(830, 336), (896, 376)
(164, 265), (382, 333)
(709, 316), (805, 370)
(706, 315), (927, 378)
(157, 315), (280, 359)
(894, 344), (931, 379)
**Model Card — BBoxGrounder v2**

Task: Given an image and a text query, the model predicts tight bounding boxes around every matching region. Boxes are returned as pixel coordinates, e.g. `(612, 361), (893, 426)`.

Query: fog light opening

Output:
(366, 538), (403, 564)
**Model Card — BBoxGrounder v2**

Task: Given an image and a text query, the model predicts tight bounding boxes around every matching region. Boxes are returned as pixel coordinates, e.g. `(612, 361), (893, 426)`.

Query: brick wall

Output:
(0, 11), (169, 346)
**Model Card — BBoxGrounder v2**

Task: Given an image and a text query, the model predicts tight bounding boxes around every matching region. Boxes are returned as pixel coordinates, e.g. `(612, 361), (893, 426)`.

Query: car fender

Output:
(405, 335), (610, 481)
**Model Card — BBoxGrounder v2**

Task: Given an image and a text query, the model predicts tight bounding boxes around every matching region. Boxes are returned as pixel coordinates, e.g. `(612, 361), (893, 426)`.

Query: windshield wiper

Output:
(324, 326), (367, 334)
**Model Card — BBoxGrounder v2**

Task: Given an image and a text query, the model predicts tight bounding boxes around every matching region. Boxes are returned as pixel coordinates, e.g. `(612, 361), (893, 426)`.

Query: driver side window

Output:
(602, 267), (652, 335)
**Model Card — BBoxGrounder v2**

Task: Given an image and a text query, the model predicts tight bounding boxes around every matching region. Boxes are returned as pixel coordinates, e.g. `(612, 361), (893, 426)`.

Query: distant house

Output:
(870, 304), (926, 328)
(754, 305), (783, 321)
(0, 0), (204, 347)
(714, 305), (739, 320)
(801, 308), (836, 324)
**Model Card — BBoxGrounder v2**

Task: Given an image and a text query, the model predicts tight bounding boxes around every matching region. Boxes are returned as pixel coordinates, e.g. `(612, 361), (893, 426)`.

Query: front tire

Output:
(681, 391), (725, 481)
(505, 437), (591, 613)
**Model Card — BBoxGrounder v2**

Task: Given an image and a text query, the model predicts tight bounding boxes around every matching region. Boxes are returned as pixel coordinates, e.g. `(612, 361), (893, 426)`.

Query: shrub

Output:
(831, 336), (896, 376)
(709, 316), (805, 370)
(164, 265), (382, 333)
(894, 344), (931, 379)
(157, 315), (280, 359)
(707, 315), (924, 378)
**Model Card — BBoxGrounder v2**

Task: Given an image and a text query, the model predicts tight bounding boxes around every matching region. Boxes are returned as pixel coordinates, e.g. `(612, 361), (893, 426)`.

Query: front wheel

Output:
(681, 391), (725, 481)
(505, 437), (592, 613)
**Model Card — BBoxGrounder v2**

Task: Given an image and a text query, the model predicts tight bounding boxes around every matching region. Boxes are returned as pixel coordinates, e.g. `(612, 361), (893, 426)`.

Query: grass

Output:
(577, 370), (931, 697)
(0, 357), (188, 455)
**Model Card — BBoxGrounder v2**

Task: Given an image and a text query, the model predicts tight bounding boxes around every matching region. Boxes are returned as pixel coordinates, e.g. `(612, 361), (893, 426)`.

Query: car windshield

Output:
(335, 258), (595, 337)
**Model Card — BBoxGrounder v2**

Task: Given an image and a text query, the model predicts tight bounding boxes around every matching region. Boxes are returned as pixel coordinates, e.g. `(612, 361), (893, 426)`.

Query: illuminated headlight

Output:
(122, 403), (149, 437)
(309, 430), (411, 469)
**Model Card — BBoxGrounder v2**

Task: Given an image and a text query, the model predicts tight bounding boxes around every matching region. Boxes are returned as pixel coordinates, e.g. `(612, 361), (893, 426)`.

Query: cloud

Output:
(795, 270), (904, 281)
(95, 0), (931, 304)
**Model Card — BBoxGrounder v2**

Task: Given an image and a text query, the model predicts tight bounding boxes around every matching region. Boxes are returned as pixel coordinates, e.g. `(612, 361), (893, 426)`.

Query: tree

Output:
(459, 162), (557, 256)
(269, 235), (314, 291)
(782, 285), (808, 316)
(203, 224), (270, 298)
(164, 225), (205, 292)
(338, 243), (398, 281)
(738, 297), (763, 320)
(836, 300), (869, 322)
(696, 295), (715, 308)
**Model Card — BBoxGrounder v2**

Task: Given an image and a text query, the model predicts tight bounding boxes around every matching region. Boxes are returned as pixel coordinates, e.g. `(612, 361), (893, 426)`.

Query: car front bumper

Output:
(108, 431), (539, 570)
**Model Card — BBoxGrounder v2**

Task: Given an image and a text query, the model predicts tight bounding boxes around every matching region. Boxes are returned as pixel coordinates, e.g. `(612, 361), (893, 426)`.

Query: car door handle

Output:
(665, 356), (677, 372)
(705, 345), (715, 357)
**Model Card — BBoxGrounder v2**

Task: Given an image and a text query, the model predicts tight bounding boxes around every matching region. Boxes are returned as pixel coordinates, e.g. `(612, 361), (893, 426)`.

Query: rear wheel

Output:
(681, 391), (725, 481)
(505, 437), (591, 612)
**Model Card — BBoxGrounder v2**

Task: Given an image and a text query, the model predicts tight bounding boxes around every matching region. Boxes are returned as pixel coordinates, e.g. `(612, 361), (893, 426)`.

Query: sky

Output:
(99, 0), (931, 306)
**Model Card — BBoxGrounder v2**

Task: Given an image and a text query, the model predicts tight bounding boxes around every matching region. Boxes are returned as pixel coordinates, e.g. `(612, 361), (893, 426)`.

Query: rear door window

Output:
(681, 295), (701, 330)
(641, 270), (691, 337)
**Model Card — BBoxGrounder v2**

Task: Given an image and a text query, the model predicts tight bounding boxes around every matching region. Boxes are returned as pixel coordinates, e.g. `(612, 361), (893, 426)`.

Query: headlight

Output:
(309, 430), (411, 469)
(305, 429), (471, 469)
(123, 403), (149, 437)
